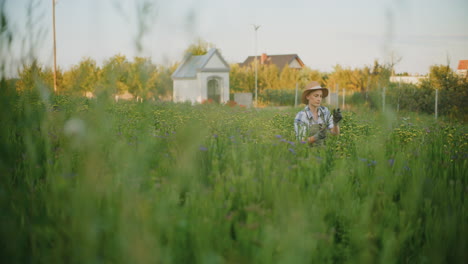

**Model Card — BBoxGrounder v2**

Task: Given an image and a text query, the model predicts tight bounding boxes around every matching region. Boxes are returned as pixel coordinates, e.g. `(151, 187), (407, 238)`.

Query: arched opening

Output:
(207, 78), (221, 103)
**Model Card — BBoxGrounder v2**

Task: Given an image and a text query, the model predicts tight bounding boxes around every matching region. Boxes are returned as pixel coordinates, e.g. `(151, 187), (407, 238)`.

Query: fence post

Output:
(397, 81), (400, 112)
(435, 88), (438, 119)
(294, 82), (298, 107)
(335, 84), (339, 108)
(342, 88), (345, 109)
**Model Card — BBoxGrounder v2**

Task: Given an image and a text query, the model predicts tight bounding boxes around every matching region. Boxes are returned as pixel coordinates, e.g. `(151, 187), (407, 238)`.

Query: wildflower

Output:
(288, 148), (296, 155)
(300, 141), (307, 144)
(388, 159), (395, 167)
(213, 134), (218, 138)
(287, 141), (295, 146)
(275, 135), (282, 139)
(199, 146), (208, 151)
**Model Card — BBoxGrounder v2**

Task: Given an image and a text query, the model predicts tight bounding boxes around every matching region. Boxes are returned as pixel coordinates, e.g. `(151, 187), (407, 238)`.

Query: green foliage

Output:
(421, 65), (468, 120)
(381, 70), (468, 121)
(259, 89), (296, 106)
(62, 57), (99, 96)
(229, 63), (254, 93)
(1, 89), (467, 263)
(16, 60), (51, 93)
(387, 82), (435, 113)
(98, 54), (130, 96)
(184, 38), (215, 56)
(154, 63), (177, 99)
(257, 64), (280, 90)
(326, 60), (391, 93)
(127, 56), (156, 99)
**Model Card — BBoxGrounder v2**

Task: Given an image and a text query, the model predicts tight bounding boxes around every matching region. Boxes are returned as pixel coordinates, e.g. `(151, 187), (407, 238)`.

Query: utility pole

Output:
(252, 24), (260, 107)
(52, 0), (58, 93)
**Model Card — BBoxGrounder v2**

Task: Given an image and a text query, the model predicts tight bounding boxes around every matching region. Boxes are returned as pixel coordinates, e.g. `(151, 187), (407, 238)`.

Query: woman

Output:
(294, 81), (342, 146)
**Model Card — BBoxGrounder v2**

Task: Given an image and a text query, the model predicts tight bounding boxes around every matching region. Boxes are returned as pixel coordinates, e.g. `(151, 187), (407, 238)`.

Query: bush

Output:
(347, 77), (468, 121)
(259, 89), (297, 106)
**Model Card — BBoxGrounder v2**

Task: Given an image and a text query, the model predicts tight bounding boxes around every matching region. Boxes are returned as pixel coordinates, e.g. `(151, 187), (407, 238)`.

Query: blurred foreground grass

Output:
(1, 87), (467, 264)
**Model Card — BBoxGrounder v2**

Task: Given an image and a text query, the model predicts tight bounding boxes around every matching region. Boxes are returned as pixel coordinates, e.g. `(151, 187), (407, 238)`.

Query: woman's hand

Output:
(332, 108), (342, 124)
(309, 129), (326, 143)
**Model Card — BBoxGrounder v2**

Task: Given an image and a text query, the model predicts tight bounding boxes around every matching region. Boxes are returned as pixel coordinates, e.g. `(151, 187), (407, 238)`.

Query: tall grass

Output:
(1, 85), (466, 263)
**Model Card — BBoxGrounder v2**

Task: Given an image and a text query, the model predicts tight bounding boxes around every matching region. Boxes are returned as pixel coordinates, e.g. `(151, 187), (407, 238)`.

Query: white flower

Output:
(64, 118), (86, 138)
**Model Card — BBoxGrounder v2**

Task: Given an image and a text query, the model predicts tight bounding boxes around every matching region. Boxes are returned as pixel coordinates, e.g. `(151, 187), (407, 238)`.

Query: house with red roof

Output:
(239, 53), (305, 71)
(457, 60), (468, 78)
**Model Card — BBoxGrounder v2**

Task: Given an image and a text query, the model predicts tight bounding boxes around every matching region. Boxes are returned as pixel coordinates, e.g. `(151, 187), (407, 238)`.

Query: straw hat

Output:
(301, 81), (329, 105)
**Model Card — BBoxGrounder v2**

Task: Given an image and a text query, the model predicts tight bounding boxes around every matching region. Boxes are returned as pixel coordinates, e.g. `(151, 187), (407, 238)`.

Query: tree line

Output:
(15, 55), (178, 101)
(13, 55), (394, 99)
(11, 43), (467, 120)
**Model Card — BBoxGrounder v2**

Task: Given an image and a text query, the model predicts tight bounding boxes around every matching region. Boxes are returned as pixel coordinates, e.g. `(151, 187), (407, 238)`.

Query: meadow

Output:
(1, 90), (467, 263)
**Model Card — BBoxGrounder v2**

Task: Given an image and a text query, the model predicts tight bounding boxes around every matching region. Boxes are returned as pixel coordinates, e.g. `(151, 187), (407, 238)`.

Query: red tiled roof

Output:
(458, 60), (468, 70)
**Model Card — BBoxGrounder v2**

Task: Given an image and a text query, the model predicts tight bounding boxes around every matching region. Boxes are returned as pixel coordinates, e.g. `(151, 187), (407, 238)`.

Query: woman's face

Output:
(306, 90), (323, 107)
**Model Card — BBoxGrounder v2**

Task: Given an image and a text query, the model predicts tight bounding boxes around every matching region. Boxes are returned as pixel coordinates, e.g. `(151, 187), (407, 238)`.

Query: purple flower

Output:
(199, 146), (208, 151)
(388, 159), (395, 166)
(288, 148), (296, 155)
(275, 135), (282, 139)
(213, 134), (218, 138)
(300, 141), (307, 144)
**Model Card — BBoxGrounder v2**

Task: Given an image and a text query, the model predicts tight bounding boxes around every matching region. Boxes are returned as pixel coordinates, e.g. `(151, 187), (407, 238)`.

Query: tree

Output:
(230, 63), (254, 93)
(184, 39), (214, 56)
(128, 57), (157, 100)
(42, 66), (64, 93)
(420, 64), (466, 120)
(98, 54), (130, 95)
(62, 57), (99, 96)
(16, 60), (49, 92)
(258, 64), (279, 91)
(424, 64), (457, 90)
(154, 63), (177, 100)
(298, 67), (323, 88)
(279, 65), (298, 90)
(370, 59), (391, 89)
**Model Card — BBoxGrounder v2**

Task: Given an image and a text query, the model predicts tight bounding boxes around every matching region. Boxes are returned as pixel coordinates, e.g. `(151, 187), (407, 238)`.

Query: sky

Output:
(4, 0), (468, 77)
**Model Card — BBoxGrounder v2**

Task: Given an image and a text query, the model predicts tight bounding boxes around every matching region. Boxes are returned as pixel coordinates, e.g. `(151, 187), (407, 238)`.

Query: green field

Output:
(1, 91), (467, 263)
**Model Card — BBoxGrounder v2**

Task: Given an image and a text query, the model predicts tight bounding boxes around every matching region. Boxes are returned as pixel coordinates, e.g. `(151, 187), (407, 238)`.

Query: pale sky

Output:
(4, 0), (468, 77)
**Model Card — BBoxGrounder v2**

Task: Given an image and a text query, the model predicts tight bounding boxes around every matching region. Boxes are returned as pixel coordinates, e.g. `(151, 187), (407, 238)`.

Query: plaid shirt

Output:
(294, 106), (334, 140)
